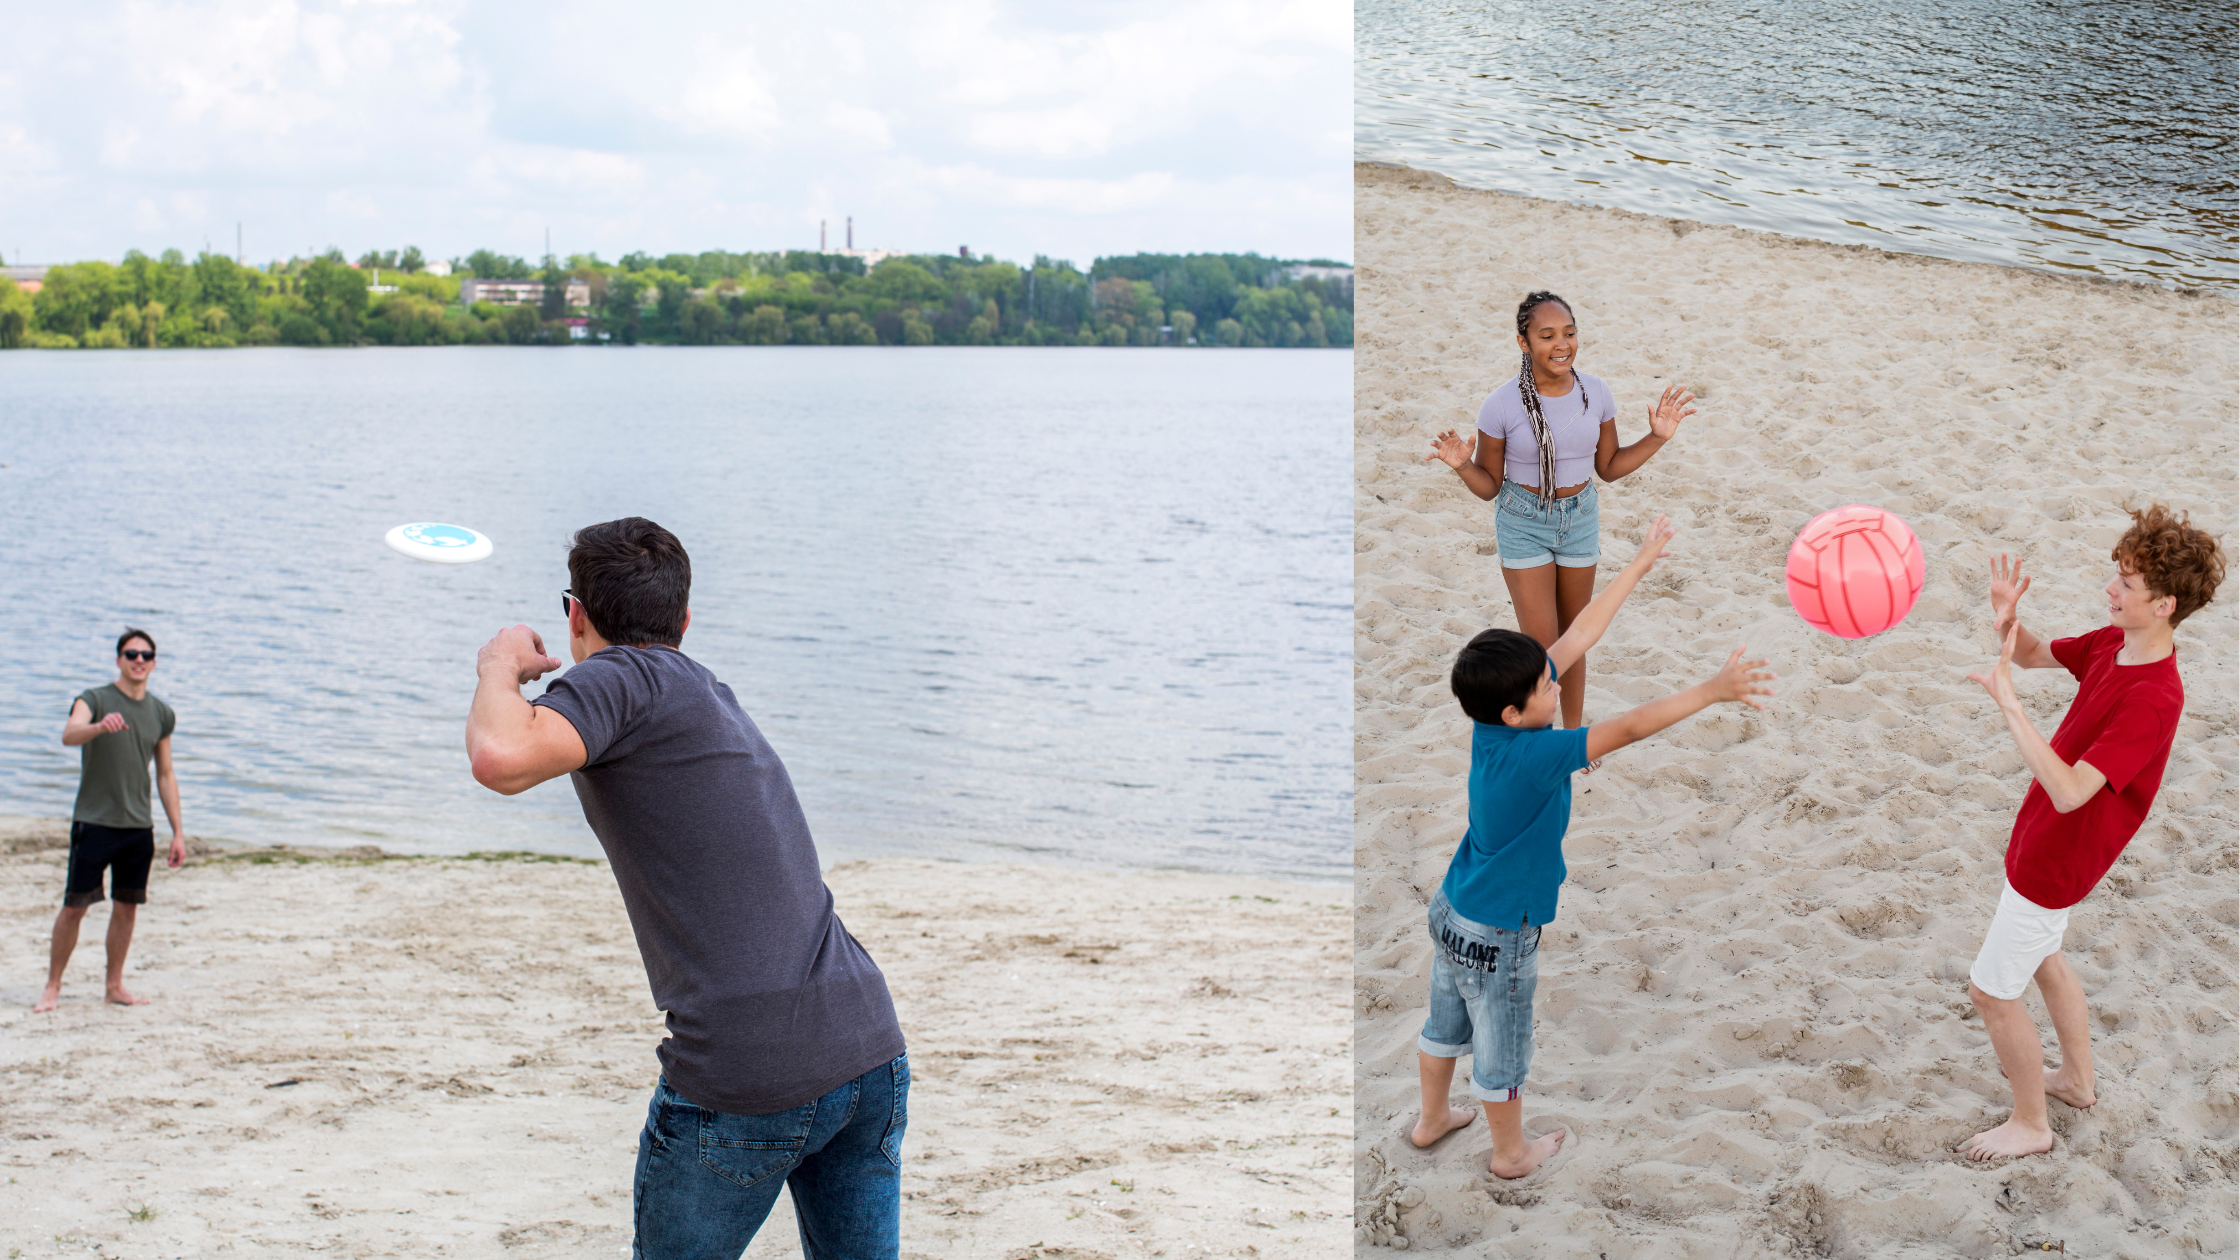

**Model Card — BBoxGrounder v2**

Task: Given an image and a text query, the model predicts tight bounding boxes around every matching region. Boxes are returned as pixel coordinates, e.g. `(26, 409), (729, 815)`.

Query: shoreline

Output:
(2, 823), (1350, 1257)
(1354, 161), (2237, 1256)
(0, 815), (1352, 889)
(1352, 161), (2240, 300)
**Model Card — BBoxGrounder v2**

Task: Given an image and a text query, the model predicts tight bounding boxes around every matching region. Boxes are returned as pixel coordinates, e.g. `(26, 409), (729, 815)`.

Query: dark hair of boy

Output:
(2113, 503), (2225, 628)
(567, 518), (692, 648)
(1450, 628), (1550, 726)
(115, 627), (155, 657)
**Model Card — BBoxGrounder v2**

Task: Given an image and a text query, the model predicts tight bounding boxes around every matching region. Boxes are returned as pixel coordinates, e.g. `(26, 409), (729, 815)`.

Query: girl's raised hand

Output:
(1629, 514), (1676, 571)
(1647, 384), (1697, 441)
(1426, 429), (1474, 470)
(1709, 646), (1776, 711)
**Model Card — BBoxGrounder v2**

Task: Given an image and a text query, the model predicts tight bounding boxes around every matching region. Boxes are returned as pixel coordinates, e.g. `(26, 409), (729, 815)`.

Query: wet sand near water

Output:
(1353, 163), (2238, 1258)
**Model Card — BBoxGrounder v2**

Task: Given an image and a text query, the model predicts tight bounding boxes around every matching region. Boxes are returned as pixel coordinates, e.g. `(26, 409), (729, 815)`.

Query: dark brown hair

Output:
(115, 627), (155, 656)
(2113, 503), (2224, 628)
(567, 518), (691, 647)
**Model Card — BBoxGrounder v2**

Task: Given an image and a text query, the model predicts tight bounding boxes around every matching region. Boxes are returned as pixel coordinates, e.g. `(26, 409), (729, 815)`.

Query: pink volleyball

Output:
(1784, 505), (1925, 638)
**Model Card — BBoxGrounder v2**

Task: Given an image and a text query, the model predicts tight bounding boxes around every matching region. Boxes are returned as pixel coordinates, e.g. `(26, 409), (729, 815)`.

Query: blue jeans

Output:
(634, 1054), (908, 1259)
(1493, 478), (1600, 569)
(1418, 893), (1541, 1099)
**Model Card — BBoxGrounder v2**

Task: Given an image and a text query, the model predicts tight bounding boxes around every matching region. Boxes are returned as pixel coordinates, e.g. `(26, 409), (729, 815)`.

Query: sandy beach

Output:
(0, 818), (1348, 1258)
(1353, 163), (2237, 1258)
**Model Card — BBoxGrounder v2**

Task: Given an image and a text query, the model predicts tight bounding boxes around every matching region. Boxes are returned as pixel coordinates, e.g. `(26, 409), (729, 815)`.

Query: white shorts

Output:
(1969, 880), (2070, 1001)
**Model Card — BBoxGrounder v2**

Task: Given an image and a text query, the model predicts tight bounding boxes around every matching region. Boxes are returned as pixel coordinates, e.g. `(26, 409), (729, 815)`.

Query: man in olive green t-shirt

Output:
(35, 628), (185, 1012)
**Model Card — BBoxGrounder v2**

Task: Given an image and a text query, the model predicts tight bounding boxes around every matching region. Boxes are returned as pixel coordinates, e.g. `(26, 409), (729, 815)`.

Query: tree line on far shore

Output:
(0, 247), (1352, 350)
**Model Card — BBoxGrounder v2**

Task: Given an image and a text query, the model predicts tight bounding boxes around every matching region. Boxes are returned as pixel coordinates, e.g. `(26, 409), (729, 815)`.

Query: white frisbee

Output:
(384, 522), (494, 564)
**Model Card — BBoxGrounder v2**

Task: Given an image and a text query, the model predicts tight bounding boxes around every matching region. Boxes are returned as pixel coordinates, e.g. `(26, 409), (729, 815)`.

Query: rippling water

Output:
(1358, 0), (2238, 290)
(0, 348), (1350, 880)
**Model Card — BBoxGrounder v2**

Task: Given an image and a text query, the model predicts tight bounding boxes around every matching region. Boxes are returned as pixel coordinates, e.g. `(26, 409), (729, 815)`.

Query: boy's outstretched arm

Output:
(1585, 646), (1775, 762)
(1547, 516), (1676, 677)
(1969, 621), (2107, 813)
(1988, 554), (2058, 669)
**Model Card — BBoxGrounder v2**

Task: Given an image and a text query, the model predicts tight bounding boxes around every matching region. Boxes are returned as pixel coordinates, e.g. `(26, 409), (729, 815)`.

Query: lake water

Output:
(1356, 0), (2238, 291)
(0, 348), (1350, 881)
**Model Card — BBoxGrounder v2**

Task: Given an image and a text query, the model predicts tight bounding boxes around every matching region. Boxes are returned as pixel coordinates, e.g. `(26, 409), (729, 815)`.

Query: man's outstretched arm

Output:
(466, 625), (586, 795)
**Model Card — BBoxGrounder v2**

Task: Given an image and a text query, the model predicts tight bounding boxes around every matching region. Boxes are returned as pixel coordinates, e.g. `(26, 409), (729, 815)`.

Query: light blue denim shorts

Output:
(1494, 478), (1600, 569)
(1419, 892), (1541, 1099)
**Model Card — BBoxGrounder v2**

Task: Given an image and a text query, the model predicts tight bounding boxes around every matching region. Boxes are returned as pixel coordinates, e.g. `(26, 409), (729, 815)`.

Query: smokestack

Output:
(821, 220), (826, 252)
(847, 217), (853, 250)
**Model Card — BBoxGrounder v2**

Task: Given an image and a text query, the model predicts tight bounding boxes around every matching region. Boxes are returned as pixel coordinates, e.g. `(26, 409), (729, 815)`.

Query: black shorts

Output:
(65, 821), (155, 908)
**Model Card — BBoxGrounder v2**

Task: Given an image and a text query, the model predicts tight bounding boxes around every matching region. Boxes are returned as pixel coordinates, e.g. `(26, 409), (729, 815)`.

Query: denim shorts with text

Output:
(1419, 891), (1541, 1100)
(1493, 478), (1600, 570)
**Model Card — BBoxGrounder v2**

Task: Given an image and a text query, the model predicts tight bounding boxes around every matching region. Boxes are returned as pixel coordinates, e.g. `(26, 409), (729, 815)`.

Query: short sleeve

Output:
(159, 700), (176, 740)
(73, 688), (97, 718)
(1525, 726), (1593, 789)
(1477, 389), (1511, 441)
(2076, 697), (2176, 793)
(531, 656), (633, 765)
(2048, 627), (2110, 682)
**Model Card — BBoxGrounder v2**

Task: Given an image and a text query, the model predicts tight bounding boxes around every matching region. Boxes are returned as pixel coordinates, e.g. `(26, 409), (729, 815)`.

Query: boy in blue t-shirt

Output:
(1411, 515), (1776, 1178)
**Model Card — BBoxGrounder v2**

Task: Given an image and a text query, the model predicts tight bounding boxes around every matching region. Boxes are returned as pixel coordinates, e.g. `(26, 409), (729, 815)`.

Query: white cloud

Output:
(0, 0), (1349, 267)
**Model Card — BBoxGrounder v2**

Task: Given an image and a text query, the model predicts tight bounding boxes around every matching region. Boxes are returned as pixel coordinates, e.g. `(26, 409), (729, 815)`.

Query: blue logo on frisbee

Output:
(402, 523), (478, 548)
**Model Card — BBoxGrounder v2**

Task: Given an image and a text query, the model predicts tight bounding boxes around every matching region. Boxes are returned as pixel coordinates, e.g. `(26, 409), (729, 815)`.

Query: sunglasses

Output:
(562, 589), (577, 616)
(121, 649), (156, 662)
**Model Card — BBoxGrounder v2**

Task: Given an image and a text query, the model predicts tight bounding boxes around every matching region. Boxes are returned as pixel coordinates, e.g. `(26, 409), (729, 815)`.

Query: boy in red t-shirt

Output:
(1957, 503), (2225, 1160)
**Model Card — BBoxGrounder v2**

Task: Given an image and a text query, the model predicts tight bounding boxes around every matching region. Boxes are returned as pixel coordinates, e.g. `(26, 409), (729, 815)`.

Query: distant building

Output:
(424, 260), (453, 278)
(1286, 263), (1353, 290)
(2, 265), (47, 295)
(833, 248), (897, 268)
(367, 269), (398, 295)
(564, 317), (590, 341)
(459, 278), (592, 308)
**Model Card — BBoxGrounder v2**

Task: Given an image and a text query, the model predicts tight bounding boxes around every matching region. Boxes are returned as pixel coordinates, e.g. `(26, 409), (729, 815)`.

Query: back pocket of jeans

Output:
(696, 1099), (817, 1190)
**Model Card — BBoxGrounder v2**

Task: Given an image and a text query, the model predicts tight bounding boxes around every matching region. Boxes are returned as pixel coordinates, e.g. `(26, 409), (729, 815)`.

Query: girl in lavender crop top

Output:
(1476, 372), (1616, 491)
(1423, 290), (1697, 739)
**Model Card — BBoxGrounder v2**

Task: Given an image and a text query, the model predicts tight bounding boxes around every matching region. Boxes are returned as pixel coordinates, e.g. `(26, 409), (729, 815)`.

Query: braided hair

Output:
(1514, 291), (1592, 509)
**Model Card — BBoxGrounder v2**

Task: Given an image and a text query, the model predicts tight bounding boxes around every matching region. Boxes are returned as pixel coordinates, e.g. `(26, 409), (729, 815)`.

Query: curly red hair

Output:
(2113, 503), (2225, 628)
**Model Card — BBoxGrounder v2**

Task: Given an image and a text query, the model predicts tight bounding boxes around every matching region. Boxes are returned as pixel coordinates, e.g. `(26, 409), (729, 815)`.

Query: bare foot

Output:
(33, 987), (60, 1013)
(1408, 1105), (1476, 1149)
(105, 986), (148, 1007)
(1957, 1118), (2052, 1161)
(2045, 1064), (2096, 1110)
(1489, 1128), (1566, 1179)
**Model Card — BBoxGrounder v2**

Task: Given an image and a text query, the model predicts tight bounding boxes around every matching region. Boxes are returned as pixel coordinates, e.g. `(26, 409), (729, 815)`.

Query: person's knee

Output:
(56, 905), (88, 925)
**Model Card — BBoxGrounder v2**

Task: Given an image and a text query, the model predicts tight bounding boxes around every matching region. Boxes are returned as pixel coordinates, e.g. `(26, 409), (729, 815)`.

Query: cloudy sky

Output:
(0, 0), (1349, 269)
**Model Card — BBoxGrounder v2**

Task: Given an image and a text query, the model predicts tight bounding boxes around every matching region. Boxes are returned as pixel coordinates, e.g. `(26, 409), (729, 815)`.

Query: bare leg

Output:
(1554, 564), (1598, 734)
(2033, 953), (2096, 1109)
(1957, 981), (2054, 1159)
(105, 903), (147, 1005)
(1500, 562), (1560, 656)
(37, 905), (89, 1012)
(1484, 1096), (1565, 1179)
(1411, 1052), (1477, 1147)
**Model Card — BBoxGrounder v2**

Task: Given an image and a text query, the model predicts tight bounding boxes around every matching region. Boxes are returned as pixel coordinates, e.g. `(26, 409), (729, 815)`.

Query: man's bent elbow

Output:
(469, 749), (532, 796)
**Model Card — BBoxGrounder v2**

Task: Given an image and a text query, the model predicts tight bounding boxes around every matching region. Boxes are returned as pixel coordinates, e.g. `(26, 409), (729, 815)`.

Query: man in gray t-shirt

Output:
(37, 627), (187, 1013)
(465, 517), (907, 1259)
